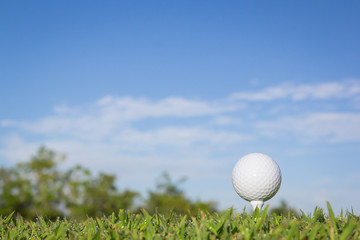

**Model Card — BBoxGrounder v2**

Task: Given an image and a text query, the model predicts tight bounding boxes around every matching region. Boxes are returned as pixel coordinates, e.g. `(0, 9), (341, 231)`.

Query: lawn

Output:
(1, 202), (358, 239)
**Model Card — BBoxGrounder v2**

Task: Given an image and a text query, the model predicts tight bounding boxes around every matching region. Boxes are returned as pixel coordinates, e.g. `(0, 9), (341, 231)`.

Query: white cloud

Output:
(1, 96), (240, 140)
(96, 96), (239, 120)
(1, 81), (360, 154)
(0, 134), (40, 163)
(210, 116), (242, 126)
(230, 80), (360, 101)
(0, 95), (249, 169)
(111, 127), (248, 148)
(257, 112), (360, 143)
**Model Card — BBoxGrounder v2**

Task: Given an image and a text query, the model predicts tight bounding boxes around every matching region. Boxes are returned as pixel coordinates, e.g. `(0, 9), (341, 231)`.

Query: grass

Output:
(0, 202), (359, 239)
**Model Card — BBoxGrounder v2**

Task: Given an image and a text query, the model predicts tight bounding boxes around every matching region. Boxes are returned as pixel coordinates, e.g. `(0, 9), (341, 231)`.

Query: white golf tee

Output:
(250, 200), (264, 210)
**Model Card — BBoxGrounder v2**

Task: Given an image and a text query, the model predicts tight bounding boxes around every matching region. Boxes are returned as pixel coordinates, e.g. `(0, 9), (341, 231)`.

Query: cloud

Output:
(2, 81), (360, 151)
(1, 96), (240, 139)
(210, 116), (242, 126)
(0, 95), (249, 169)
(97, 96), (239, 118)
(257, 112), (360, 143)
(0, 134), (40, 163)
(230, 80), (360, 101)
(111, 127), (248, 148)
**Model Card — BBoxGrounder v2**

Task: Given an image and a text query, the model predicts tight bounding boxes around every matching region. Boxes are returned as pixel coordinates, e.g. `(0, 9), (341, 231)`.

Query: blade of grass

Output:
(300, 209), (310, 222)
(340, 220), (356, 240)
(327, 201), (338, 239)
(4, 211), (15, 224)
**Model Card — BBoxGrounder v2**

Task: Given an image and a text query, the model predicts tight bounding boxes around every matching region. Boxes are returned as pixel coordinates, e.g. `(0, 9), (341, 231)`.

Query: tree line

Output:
(0, 147), (217, 220)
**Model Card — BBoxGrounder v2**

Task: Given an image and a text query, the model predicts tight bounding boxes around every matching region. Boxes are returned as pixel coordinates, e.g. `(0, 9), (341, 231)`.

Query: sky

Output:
(1, 1), (360, 214)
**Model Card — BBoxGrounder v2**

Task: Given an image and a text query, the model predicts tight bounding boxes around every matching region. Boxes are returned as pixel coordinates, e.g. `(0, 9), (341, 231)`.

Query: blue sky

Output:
(1, 1), (360, 214)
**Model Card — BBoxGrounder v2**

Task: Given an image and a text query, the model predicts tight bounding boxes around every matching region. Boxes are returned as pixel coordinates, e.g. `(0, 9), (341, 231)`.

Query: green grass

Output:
(0, 202), (359, 239)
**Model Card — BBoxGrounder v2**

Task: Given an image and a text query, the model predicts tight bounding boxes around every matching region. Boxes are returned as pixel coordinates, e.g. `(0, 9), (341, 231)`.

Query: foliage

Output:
(269, 199), (299, 217)
(64, 166), (140, 219)
(0, 202), (359, 239)
(144, 173), (217, 216)
(0, 147), (139, 219)
(0, 147), (217, 220)
(0, 147), (65, 219)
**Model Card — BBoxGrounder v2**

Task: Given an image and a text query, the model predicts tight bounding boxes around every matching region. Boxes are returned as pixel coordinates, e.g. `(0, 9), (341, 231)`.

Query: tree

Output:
(0, 147), (65, 219)
(269, 200), (299, 217)
(0, 147), (139, 219)
(144, 172), (217, 216)
(0, 147), (219, 219)
(65, 166), (139, 218)
(0, 167), (33, 218)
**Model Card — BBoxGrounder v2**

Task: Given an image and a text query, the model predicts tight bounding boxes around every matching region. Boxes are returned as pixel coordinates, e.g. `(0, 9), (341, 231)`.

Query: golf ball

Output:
(232, 153), (281, 205)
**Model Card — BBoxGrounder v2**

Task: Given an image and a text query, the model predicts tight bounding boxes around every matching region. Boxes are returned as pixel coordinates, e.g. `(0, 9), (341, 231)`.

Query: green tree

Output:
(1, 147), (219, 219)
(0, 167), (33, 218)
(144, 172), (217, 216)
(65, 166), (139, 218)
(18, 147), (66, 219)
(269, 200), (299, 217)
(0, 147), (139, 219)
(0, 147), (65, 219)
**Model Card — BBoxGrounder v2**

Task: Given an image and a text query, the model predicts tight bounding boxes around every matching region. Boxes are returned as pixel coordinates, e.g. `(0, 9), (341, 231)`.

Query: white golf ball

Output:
(232, 153), (281, 209)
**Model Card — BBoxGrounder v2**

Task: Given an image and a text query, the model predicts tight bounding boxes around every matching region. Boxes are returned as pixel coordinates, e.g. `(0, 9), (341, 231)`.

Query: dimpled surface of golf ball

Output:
(232, 153), (281, 202)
